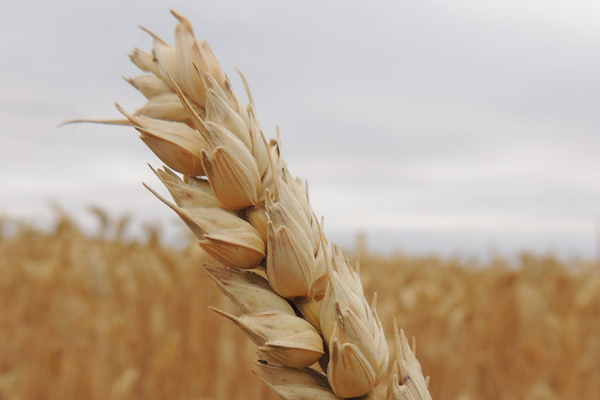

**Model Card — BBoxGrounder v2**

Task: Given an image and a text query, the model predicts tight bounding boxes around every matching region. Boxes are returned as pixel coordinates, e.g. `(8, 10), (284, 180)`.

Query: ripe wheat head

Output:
(76, 11), (433, 400)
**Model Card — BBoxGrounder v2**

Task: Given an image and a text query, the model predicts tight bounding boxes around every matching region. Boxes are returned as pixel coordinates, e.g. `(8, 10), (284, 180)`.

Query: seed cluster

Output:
(94, 11), (432, 400)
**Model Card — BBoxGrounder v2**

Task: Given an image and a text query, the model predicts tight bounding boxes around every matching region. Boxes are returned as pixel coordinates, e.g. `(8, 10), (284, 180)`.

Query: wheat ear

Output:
(86, 11), (433, 399)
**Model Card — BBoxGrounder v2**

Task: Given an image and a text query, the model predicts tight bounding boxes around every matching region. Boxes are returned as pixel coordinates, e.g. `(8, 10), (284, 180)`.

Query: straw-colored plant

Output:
(78, 11), (433, 399)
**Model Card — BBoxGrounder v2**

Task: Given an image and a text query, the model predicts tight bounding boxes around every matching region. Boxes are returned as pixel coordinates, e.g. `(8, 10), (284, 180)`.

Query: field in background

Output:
(1, 214), (599, 400)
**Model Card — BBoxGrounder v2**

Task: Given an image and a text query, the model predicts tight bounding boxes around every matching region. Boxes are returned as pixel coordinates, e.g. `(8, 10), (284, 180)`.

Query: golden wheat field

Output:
(1, 213), (599, 400)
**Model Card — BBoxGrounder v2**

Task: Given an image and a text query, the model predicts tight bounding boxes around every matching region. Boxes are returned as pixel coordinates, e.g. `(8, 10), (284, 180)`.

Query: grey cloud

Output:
(2, 0), (599, 258)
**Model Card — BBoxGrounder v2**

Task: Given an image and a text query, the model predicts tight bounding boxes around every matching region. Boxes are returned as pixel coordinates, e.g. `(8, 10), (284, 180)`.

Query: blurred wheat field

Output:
(1, 214), (599, 400)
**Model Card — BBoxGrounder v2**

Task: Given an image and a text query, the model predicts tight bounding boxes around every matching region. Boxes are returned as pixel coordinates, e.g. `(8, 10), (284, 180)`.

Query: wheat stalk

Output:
(81, 11), (433, 399)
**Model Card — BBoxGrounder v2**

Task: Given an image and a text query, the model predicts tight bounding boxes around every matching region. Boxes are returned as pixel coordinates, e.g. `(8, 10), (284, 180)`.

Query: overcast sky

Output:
(2, 1), (600, 258)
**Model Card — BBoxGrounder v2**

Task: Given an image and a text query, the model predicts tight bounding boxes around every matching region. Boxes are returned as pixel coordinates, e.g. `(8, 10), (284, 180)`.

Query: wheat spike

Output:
(88, 10), (433, 399)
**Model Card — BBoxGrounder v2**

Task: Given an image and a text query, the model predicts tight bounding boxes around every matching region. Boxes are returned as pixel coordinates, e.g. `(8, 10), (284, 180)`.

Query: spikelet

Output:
(265, 193), (317, 298)
(386, 322), (433, 400)
(87, 10), (434, 399)
(319, 245), (389, 398)
(210, 309), (324, 368)
(202, 264), (295, 315)
(150, 166), (221, 209)
(256, 363), (340, 400)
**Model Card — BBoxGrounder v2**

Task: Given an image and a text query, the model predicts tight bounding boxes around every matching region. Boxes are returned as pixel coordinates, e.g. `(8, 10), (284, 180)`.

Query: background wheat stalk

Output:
(78, 11), (433, 400)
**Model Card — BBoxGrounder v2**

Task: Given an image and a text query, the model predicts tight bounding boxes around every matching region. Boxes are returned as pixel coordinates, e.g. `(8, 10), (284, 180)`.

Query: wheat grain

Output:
(89, 10), (432, 399)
